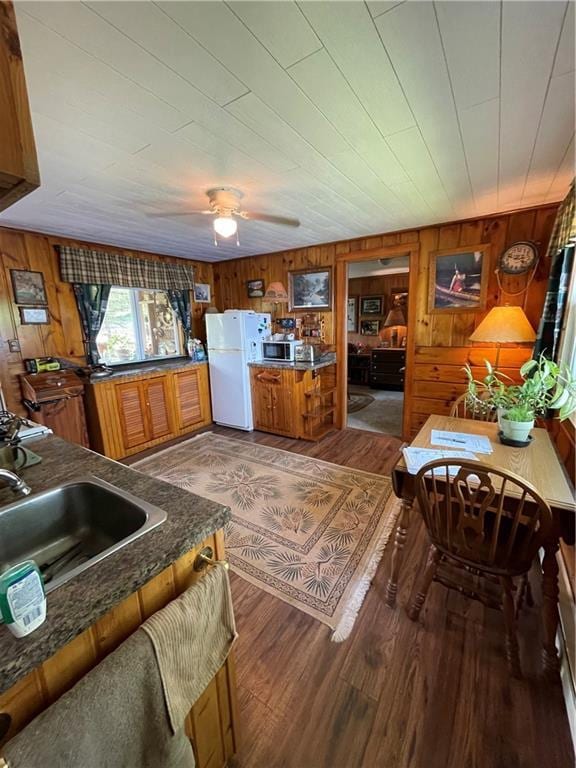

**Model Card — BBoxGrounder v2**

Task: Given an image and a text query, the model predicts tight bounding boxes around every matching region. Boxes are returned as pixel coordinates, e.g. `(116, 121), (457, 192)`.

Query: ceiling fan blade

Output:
(146, 210), (213, 218)
(241, 211), (300, 227)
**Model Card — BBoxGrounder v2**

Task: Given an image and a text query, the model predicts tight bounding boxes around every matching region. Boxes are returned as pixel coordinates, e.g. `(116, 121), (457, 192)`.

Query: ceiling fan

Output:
(147, 187), (300, 243)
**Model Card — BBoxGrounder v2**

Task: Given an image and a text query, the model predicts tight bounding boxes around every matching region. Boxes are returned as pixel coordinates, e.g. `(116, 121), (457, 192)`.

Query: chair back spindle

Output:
(415, 460), (554, 576)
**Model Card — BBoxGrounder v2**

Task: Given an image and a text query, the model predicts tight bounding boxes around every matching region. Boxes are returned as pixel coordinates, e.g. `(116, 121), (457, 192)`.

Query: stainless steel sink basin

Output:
(0, 476), (167, 593)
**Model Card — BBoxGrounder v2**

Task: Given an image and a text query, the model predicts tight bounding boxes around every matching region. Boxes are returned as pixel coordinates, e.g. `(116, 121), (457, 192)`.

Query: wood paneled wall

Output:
(348, 273), (409, 347)
(0, 226), (213, 415)
(213, 204), (559, 437)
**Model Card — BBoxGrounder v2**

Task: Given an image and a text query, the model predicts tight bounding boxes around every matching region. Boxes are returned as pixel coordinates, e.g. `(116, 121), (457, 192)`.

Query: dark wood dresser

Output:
(369, 348), (405, 391)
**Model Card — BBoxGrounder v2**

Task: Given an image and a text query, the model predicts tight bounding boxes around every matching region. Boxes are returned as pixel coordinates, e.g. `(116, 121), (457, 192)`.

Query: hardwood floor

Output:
(209, 426), (574, 768)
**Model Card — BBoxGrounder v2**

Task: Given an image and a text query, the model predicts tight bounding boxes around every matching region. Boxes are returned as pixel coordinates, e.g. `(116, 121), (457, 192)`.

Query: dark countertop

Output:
(0, 435), (230, 694)
(248, 353), (337, 372)
(89, 358), (207, 383)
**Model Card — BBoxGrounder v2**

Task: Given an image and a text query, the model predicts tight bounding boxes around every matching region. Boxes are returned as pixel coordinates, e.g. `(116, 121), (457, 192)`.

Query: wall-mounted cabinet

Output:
(86, 363), (212, 459)
(0, 2), (40, 211)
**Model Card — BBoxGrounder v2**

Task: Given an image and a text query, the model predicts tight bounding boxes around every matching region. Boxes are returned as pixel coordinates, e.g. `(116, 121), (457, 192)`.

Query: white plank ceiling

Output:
(1, 0), (573, 262)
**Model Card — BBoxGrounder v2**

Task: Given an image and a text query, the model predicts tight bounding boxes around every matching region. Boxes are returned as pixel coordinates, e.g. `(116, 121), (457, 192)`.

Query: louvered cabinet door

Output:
(115, 382), (148, 449)
(174, 369), (204, 430)
(143, 376), (172, 440)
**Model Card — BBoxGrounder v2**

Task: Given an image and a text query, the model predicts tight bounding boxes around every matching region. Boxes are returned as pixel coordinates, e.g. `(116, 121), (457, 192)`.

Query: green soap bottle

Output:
(0, 561), (46, 638)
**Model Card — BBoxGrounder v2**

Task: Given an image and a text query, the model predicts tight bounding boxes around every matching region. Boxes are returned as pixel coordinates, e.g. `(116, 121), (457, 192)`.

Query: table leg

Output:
(541, 540), (560, 678)
(386, 496), (414, 608)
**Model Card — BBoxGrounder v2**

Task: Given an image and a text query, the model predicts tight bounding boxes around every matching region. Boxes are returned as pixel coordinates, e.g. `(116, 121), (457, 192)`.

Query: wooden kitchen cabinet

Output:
(0, 531), (239, 768)
(116, 381), (149, 449)
(173, 367), (210, 432)
(0, 2), (40, 211)
(250, 363), (337, 441)
(251, 368), (294, 436)
(86, 363), (212, 459)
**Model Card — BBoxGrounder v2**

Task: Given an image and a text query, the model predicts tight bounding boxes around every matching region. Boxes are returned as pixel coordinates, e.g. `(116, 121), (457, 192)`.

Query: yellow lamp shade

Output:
(263, 282), (288, 302)
(469, 306), (536, 343)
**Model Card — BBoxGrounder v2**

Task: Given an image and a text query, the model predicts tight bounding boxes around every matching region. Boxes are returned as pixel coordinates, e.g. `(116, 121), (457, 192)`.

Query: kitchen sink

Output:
(0, 476), (167, 593)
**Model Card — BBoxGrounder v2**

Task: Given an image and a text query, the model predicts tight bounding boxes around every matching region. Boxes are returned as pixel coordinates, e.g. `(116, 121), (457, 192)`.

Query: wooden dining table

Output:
(387, 414), (575, 676)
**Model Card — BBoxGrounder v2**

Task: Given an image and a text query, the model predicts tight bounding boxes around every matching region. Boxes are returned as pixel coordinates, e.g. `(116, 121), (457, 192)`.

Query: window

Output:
(96, 287), (183, 365)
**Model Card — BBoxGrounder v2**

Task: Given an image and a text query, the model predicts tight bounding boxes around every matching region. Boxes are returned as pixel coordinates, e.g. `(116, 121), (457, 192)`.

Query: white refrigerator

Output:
(206, 310), (271, 430)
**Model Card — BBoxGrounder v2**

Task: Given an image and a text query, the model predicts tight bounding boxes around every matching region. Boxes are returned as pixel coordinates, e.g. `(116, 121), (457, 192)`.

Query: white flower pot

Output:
(499, 415), (535, 444)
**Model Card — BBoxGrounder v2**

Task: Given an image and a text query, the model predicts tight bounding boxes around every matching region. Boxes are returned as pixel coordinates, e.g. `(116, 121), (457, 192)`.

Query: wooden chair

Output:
(449, 392), (497, 421)
(409, 459), (554, 677)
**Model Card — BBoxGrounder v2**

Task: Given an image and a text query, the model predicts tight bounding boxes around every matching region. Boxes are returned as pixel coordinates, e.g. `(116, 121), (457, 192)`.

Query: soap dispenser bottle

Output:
(0, 561), (47, 637)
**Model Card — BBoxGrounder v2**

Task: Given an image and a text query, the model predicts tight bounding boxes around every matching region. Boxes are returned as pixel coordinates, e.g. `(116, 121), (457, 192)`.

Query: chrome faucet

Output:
(0, 469), (31, 497)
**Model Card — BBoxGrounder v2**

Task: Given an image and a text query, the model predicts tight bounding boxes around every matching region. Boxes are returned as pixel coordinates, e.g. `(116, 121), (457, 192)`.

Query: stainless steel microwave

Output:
(261, 340), (302, 362)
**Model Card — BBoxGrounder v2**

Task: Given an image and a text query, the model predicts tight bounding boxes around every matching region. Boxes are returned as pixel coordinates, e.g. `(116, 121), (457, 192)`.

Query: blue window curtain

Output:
(534, 180), (576, 361)
(167, 289), (192, 342)
(73, 284), (111, 365)
(534, 244), (574, 360)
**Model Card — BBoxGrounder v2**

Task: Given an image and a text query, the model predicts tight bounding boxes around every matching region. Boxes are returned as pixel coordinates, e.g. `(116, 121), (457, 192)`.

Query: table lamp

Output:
(382, 306), (407, 347)
(469, 305), (536, 369)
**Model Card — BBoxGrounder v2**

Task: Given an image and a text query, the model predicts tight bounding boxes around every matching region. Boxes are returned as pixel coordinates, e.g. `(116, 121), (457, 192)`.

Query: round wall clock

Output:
(498, 241), (538, 275)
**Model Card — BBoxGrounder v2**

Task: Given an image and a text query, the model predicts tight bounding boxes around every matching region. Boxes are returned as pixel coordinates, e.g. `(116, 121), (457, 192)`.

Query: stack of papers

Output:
(402, 447), (479, 476)
(430, 430), (493, 454)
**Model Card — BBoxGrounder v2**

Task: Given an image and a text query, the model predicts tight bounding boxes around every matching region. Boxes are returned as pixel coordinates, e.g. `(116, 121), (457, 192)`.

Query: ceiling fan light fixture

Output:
(213, 216), (237, 238)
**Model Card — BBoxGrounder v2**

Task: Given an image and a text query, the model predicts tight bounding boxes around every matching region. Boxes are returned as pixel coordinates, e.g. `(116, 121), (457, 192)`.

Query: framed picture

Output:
(347, 297), (357, 332)
(288, 267), (332, 312)
(19, 306), (49, 325)
(10, 270), (47, 306)
(360, 319), (380, 336)
(360, 296), (383, 315)
(193, 283), (211, 303)
(428, 245), (489, 313)
(246, 279), (265, 298)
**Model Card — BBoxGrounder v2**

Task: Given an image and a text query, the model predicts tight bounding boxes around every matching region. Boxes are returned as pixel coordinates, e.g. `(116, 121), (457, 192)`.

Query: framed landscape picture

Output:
(288, 267), (332, 311)
(360, 319), (380, 336)
(347, 297), (357, 332)
(10, 269), (47, 306)
(428, 245), (489, 313)
(360, 296), (383, 315)
(247, 279), (265, 298)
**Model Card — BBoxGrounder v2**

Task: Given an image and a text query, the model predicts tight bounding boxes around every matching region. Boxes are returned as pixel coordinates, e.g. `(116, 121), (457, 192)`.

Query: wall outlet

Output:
(8, 339), (20, 353)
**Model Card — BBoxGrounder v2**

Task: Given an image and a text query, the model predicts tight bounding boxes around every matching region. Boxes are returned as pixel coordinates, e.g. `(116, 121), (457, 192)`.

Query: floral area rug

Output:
(135, 433), (400, 640)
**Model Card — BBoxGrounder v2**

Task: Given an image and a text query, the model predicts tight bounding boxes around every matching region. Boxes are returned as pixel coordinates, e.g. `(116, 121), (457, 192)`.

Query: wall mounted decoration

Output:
(360, 319), (380, 336)
(390, 289), (409, 311)
(10, 269), (47, 305)
(347, 297), (357, 332)
(360, 296), (383, 315)
(193, 283), (211, 303)
(19, 306), (49, 325)
(288, 267), (332, 312)
(246, 279), (265, 298)
(428, 245), (489, 313)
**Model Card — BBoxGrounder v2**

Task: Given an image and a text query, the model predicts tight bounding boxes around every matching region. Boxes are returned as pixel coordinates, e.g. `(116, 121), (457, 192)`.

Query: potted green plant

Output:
(463, 353), (576, 445)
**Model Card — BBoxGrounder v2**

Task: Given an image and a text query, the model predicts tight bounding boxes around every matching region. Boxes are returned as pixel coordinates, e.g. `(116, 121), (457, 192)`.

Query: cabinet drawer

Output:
(371, 350), (405, 364)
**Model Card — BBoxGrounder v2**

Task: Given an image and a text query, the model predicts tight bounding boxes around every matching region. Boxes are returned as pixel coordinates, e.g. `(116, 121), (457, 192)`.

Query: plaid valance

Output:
(546, 178), (575, 258)
(58, 246), (195, 291)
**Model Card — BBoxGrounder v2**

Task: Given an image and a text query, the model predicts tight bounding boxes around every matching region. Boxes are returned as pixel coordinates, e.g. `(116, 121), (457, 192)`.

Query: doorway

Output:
(335, 244), (419, 441)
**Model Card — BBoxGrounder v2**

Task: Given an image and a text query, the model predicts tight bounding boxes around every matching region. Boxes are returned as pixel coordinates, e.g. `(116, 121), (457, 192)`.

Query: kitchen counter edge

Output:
(0, 435), (230, 693)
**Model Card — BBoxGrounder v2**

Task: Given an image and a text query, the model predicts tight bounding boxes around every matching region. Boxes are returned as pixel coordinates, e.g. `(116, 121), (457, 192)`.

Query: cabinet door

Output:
(251, 374), (275, 432)
(270, 379), (294, 436)
(174, 369), (203, 429)
(116, 382), (148, 449)
(144, 377), (172, 440)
